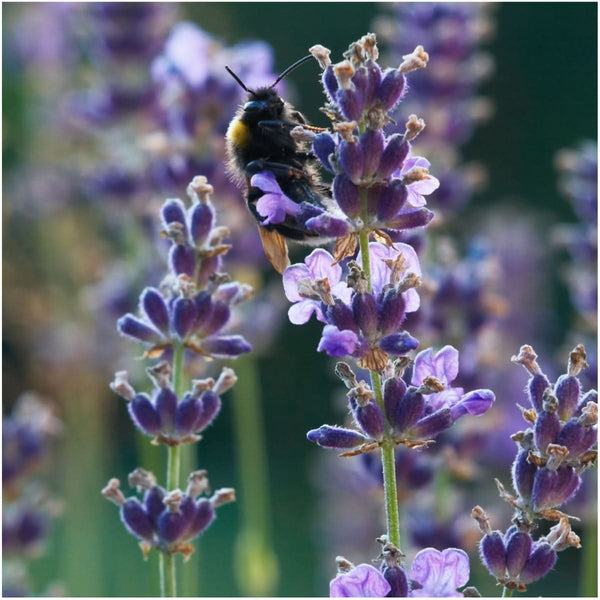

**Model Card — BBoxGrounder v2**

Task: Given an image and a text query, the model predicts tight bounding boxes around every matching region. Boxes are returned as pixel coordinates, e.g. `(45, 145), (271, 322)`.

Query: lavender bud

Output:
(577, 389), (597, 414)
(480, 531), (507, 579)
(173, 298), (198, 339)
(175, 396), (202, 437)
(313, 132), (337, 172)
(377, 179), (408, 222)
(505, 531), (533, 578)
(519, 543), (556, 585)
(383, 377), (407, 425)
(338, 139), (364, 182)
(322, 65), (338, 101)
(326, 300), (359, 333)
(382, 564), (408, 597)
(141, 288), (169, 335)
(169, 244), (195, 277)
(190, 203), (214, 245)
(377, 68), (406, 111)
(187, 498), (215, 538)
(512, 449), (536, 501)
(117, 315), (161, 343)
(144, 486), (165, 525)
(202, 335), (252, 358)
(333, 175), (361, 218)
(129, 394), (161, 436)
(379, 331), (419, 355)
(528, 374), (551, 413)
(194, 390), (221, 432)
(121, 499), (154, 540)
(556, 419), (584, 456)
(354, 401), (385, 441)
(336, 88), (364, 122)
(550, 466), (580, 507)
(162, 199), (187, 229)
(194, 291), (214, 331)
(364, 61), (382, 106)
(158, 510), (187, 544)
(155, 388), (177, 432)
(377, 135), (409, 179)
(394, 386), (425, 433)
(378, 289), (407, 335)
(387, 208), (434, 230)
(200, 301), (230, 336)
(179, 495), (197, 524)
(305, 213), (352, 238)
(412, 407), (452, 438)
(531, 467), (555, 512)
(352, 292), (378, 337)
(534, 411), (560, 453)
(352, 66), (368, 97)
(306, 425), (367, 449)
(361, 129), (384, 178)
(554, 374), (580, 420)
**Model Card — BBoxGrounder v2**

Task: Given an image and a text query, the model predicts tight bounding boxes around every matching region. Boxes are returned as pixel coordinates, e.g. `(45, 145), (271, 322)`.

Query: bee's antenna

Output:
(225, 65), (255, 94)
(270, 55), (313, 88)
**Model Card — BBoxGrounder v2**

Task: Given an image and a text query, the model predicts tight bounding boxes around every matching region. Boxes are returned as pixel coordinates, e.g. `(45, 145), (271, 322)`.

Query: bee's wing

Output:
(257, 226), (291, 274)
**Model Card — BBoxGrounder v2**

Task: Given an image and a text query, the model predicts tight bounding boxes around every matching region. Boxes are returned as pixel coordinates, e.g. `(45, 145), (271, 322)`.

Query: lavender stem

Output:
(359, 219), (401, 552)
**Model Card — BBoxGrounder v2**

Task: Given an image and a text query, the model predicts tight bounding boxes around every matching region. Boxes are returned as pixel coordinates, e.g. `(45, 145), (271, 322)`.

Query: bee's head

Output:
(243, 88), (285, 121)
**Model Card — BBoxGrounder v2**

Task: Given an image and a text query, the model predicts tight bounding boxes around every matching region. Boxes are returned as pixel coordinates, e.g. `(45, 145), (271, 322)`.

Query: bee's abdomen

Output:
(226, 118), (251, 150)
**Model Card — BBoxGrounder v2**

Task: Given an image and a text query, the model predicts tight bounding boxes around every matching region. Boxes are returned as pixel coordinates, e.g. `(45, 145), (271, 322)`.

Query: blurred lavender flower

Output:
(375, 2), (495, 211)
(103, 468), (234, 558)
(3, 395), (62, 595)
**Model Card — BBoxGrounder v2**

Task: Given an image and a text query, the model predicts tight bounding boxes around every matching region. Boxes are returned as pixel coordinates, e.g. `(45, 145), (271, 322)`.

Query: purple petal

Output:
(256, 192), (300, 225)
(282, 264), (311, 302)
(288, 300), (323, 325)
(401, 156), (431, 173)
(451, 389), (495, 420)
(330, 564), (391, 598)
(412, 346), (459, 387)
(409, 547), (469, 597)
(317, 325), (359, 357)
(305, 248), (341, 283)
(250, 170), (283, 194)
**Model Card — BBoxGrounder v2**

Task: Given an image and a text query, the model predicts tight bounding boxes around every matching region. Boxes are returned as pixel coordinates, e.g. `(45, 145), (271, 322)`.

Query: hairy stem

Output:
(161, 341), (185, 597)
(359, 216), (401, 551)
(502, 586), (514, 597)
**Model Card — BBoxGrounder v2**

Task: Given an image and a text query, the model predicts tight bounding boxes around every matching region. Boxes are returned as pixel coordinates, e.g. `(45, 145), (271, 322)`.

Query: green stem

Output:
(581, 515), (598, 596)
(502, 586), (514, 597)
(159, 553), (166, 597)
(161, 341), (185, 597)
(360, 222), (402, 552)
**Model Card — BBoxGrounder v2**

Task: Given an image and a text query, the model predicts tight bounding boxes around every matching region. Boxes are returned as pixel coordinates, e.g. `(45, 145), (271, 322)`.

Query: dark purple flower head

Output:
(116, 177), (252, 361)
(102, 468), (234, 555)
(110, 365), (236, 446)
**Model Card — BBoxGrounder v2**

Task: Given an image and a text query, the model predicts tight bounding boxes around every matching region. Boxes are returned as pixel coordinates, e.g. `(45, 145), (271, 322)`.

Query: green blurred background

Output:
(3, 2), (597, 597)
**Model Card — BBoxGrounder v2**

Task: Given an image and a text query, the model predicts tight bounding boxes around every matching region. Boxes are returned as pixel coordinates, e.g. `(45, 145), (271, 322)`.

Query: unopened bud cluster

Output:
(103, 468), (234, 558)
(117, 177), (252, 360)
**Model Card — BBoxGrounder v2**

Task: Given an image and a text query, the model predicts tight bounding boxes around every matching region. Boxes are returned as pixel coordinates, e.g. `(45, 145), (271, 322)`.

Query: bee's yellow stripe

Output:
(226, 118), (251, 148)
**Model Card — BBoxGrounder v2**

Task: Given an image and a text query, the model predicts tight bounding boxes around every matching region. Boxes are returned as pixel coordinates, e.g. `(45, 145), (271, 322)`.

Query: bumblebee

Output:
(225, 56), (329, 273)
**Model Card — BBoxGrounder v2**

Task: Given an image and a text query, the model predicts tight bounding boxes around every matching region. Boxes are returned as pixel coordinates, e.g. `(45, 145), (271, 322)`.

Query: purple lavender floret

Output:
(102, 468), (234, 555)
(283, 243), (422, 370)
(116, 177), (252, 360)
(308, 348), (493, 453)
(329, 546), (470, 597)
(110, 364), (236, 446)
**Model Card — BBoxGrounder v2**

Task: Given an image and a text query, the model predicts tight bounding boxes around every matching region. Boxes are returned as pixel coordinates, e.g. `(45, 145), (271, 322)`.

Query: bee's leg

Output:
(257, 120), (285, 132)
(246, 159), (307, 180)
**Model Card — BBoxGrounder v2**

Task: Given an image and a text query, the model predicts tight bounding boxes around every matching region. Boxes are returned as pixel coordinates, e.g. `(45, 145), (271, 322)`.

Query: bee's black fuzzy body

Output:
(226, 86), (326, 241)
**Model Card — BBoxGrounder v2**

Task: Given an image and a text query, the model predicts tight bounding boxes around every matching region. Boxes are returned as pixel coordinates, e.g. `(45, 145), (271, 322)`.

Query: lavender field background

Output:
(2, 2), (597, 597)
